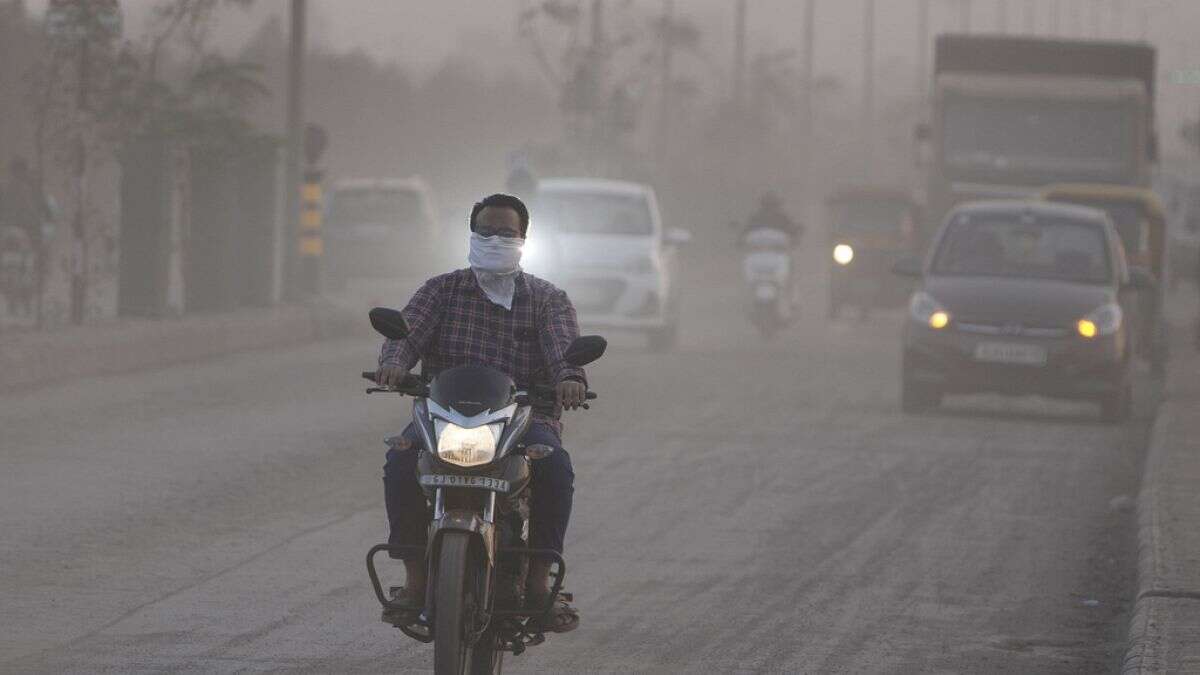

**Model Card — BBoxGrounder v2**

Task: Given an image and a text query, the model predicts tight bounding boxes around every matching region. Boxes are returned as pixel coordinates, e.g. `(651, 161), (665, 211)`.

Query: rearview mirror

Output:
(564, 335), (607, 367)
(369, 307), (409, 340)
(891, 257), (923, 278)
(1125, 266), (1157, 292)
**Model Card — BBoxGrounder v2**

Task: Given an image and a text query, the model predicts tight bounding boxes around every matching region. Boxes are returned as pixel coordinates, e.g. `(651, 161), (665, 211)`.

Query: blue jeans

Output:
(383, 422), (575, 561)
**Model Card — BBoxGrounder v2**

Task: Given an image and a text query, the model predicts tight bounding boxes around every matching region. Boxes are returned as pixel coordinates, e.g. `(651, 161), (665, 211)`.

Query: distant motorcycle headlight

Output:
(434, 421), (501, 467)
(909, 291), (950, 330)
(1077, 303), (1122, 339)
(832, 244), (854, 266)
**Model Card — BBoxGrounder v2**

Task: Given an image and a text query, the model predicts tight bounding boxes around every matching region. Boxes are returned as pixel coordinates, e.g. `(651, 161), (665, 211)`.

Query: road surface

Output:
(1, 273), (1153, 673)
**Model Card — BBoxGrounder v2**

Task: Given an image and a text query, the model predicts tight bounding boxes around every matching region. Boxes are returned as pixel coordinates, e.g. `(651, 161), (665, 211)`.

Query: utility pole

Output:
(959, 0), (971, 33)
(656, 0), (674, 162)
(733, 0), (746, 115)
(916, 0), (929, 97)
(1024, 0), (1036, 35)
(800, 0), (815, 204)
(996, 0), (1009, 33)
(861, 0), (874, 174)
(1048, 0), (1059, 36)
(284, 0), (306, 299)
(589, 0), (606, 171)
(1089, 0), (1101, 38)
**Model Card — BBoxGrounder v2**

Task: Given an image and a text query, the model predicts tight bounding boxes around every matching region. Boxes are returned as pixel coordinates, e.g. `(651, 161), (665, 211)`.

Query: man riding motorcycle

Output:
(376, 193), (585, 633)
(742, 190), (805, 241)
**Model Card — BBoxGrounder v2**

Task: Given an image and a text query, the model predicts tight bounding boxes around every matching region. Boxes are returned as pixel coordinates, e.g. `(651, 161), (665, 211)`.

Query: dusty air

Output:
(3, 1), (1200, 673)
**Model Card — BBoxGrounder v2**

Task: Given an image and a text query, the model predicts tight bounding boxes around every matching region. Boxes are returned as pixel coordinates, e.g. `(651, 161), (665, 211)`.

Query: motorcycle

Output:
(363, 307), (605, 674)
(740, 227), (795, 338)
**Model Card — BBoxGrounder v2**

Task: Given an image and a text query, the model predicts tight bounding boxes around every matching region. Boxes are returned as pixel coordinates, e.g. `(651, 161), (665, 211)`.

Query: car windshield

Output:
(943, 96), (1134, 177)
(328, 188), (424, 227)
(932, 215), (1112, 284)
(536, 190), (653, 235)
(835, 199), (910, 232)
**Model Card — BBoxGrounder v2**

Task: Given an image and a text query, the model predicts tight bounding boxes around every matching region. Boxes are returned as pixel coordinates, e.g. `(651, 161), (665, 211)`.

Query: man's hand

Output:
(557, 379), (587, 410)
(376, 364), (409, 388)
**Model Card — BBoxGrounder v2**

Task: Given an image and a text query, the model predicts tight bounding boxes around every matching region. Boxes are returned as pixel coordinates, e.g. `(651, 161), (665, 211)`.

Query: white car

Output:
(323, 177), (441, 288)
(527, 178), (691, 350)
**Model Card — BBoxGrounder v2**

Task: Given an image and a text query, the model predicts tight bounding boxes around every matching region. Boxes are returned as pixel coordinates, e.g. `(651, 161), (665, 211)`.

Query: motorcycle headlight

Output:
(832, 244), (854, 266)
(434, 420), (502, 467)
(1077, 303), (1122, 339)
(909, 291), (950, 330)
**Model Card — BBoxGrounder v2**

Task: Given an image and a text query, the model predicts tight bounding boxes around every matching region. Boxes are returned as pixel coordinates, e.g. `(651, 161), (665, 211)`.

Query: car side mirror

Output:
(892, 256), (923, 278)
(369, 307), (409, 340)
(563, 335), (607, 367)
(1125, 266), (1157, 292)
(664, 228), (692, 246)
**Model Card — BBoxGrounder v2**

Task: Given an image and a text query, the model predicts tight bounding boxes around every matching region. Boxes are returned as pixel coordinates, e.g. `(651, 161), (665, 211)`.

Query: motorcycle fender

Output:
(429, 511), (496, 566)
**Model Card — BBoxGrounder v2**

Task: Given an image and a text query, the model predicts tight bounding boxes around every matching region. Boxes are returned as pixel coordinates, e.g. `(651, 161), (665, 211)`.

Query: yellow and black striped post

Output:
(298, 168), (324, 293)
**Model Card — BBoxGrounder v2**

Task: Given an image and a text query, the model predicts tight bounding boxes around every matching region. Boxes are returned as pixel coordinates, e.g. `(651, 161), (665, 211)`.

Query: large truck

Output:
(919, 34), (1157, 244)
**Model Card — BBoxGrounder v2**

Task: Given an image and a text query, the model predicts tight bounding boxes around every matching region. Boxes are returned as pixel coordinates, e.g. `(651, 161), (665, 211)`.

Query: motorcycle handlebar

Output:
(362, 369), (597, 407)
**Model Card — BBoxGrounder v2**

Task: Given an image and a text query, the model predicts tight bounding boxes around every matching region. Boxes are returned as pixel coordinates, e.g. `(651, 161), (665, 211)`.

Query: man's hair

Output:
(471, 193), (529, 237)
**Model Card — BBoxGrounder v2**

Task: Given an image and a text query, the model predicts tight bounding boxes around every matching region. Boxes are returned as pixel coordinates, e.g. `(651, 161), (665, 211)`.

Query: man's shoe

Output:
(525, 591), (579, 634)
(381, 586), (423, 626)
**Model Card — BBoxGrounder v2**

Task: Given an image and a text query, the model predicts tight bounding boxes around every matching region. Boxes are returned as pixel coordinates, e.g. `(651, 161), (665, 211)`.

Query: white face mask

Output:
(468, 233), (523, 309)
(468, 232), (523, 273)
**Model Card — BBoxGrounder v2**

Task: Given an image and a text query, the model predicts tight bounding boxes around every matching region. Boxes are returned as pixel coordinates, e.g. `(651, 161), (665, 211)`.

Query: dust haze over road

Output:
(1, 258), (1152, 672)
(1, 0), (1191, 673)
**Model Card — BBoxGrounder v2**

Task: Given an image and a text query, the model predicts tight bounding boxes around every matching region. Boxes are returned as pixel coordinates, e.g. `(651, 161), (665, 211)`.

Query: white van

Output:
(529, 178), (690, 350)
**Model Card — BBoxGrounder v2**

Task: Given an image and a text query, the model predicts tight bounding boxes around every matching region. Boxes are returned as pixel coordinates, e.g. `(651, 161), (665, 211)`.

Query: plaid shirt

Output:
(379, 268), (586, 430)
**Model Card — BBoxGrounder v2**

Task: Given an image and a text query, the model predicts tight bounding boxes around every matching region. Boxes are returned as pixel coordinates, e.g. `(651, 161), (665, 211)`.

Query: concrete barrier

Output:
(1122, 339), (1200, 673)
(0, 302), (360, 392)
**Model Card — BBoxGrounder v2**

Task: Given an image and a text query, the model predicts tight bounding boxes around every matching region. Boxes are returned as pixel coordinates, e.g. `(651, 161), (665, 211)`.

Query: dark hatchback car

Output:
(894, 200), (1153, 422)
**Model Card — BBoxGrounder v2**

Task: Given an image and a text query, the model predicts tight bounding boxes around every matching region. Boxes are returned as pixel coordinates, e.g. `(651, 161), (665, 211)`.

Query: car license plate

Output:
(973, 342), (1048, 366)
(419, 474), (510, 492)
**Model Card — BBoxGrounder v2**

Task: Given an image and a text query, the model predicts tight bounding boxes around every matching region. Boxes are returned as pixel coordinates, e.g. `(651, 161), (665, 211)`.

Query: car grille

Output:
(955, 320), (1069, 338)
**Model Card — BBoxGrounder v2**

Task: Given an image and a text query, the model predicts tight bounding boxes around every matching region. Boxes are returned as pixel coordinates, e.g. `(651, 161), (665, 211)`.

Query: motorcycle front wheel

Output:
(435, 532), (501, 674)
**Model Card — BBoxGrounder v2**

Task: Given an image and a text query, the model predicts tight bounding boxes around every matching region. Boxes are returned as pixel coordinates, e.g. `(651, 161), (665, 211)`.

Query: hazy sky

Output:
(22, 1), (1200, 154)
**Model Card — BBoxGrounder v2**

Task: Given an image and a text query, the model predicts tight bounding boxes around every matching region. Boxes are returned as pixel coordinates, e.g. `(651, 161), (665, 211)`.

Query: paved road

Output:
(1, 277), (1154, 673)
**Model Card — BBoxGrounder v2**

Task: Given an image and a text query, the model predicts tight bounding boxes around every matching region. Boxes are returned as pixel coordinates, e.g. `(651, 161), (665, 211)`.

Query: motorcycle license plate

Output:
(973, 342), (1047, 366)
(420, 474), (510, 492)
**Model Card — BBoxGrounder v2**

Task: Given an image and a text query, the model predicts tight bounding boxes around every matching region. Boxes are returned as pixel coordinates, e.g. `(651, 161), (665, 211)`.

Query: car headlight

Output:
(909, 291), (950, 330)
(832, 244), (854, 266)
(1077, 303), (1122, 339)
(434, 420), (502, 467)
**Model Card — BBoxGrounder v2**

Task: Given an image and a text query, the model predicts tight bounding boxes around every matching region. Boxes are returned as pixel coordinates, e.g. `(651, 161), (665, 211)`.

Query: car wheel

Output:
(901, 372), (941, 414)
(1100, 380), (1133, 424)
